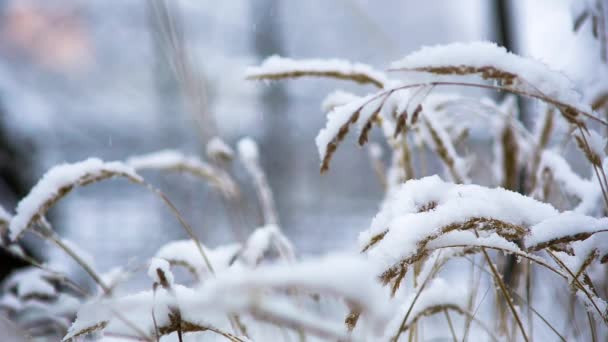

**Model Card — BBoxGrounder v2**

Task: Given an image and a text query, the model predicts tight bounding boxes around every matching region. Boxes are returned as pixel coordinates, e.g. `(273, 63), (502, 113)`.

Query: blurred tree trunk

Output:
(0, 101), (32, 281)
(492, 1), (527, 333)
(251, 0), (292, 226)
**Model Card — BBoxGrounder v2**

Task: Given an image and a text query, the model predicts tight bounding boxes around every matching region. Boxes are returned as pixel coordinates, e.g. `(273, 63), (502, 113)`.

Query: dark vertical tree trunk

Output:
(0, 101), (32, 281)
(492, 1), (527, 331)
(251, 0), (291, 226)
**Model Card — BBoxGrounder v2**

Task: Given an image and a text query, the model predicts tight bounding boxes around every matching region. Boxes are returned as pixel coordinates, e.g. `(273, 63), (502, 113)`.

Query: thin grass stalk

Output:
(211, 157), (249, 243)
(576, 125), (608, 210)
(526, 261), (533, 341)
(588, 311), (597, 342)
(1, 243), (90, 297)
(528, 108), (554, 192)
(143, 183), (215, 274)
(367, 144), (387, 190)
(401, 134), (415, 181)
(392, 253), (442, 342)
(477, 244), (529, 342)
(463, 254), (567, 341)
(462, 255), (484, 342)
(563, 293), (580, 339)
(349, 81), (608, 128)
(444, 309), (458, 342)
(142, 183), (249, 337)
(513, 291), (565, 342)
(546, 250), (608, 326)
(424, 119), (464, 184)
(33, 223), (110, 294)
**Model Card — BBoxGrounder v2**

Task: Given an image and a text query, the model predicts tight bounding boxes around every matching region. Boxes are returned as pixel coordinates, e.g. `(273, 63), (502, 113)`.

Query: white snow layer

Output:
(246, 55), (388, 87)
(9, 158), (141, 240)
(65, 253), (390, 341)
(154, 239), (241, 279)
(390, 41), (589, 113)
(361, 175), (606, 271)
(148, 258), (174, 287)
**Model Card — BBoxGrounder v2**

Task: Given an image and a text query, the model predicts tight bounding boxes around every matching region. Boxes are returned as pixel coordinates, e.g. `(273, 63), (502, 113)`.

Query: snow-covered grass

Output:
(2, 32), (608, 342)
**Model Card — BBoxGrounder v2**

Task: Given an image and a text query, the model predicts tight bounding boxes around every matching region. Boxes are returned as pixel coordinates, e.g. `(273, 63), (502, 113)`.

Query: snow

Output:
(390, 41), (589, 113)
(240, 224), (295, 265)
(126, 150), (238, 197)
(385, 277), (467, 339)
(525, 212), (608, 249)
(127, 150), (208, 171)
(206, 136), (235, 160)
(237, 138), (279, 225)
(586, 129), (607, 158)
(427, 230), (522, 254)
(537, 150), (600, 214)
(421, 110), (471, 183)
(0, 294), (22, 312)
(65, 253), (390, 341)
(315, 94), (375, 160)
(246, 55), (388, 88)
(360, 176), (559, 270)
(368, 142), (383, 159)
(147, 258), (174, 287)
(3, 268), (57, 300)
(236, 137), (259, 161)
(9, 158), (142, 240)
(155, 240), (241, 279)
(321, 90), (360, 113)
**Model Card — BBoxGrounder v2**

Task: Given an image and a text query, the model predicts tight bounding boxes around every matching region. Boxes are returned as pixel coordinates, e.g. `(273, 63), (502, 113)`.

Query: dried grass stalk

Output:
(395, 65), (517, 86)
(246, 56), (387, 88)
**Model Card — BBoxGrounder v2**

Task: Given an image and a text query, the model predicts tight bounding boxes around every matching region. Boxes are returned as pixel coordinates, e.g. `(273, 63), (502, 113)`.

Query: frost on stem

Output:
(9, 158), (142, 241)
(246, 55), (388, 88)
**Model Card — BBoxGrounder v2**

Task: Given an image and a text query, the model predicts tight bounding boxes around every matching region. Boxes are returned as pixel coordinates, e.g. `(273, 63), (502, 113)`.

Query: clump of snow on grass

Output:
(321, 90), (360, 112)
(237, 137), (259, 161)
(368, 142), (384, 159)
(361, 175), (558, 270)
(206, 136), (234, 160)
(363, 175), (608, 274)
(147, 258), (174, 287)
(3, 268), (56, 300)
(316, 94), (375, 160)
(155, 240), (240, 279)
(127, 150), (238, 197)
(9, 158), (141, 240)
(390, 41), (588, 112)
(240, 224), (295, 265)
(525, 212), (608, 249)
(127, 150), (204, 171)
(246, 55), (388, 87)
(428, 230), (522, 254)
(66, 253), (390, 341)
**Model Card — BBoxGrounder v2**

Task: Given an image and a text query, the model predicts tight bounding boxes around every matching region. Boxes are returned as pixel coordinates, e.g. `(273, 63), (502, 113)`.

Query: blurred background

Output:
(0, 0), (603, 283)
